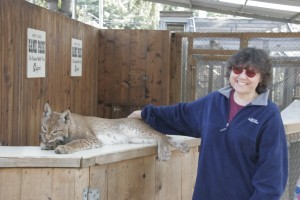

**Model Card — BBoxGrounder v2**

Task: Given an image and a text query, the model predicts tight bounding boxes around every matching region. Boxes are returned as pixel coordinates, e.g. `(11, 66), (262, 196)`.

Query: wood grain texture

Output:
(98, 29), (171, 118)
(0, 146), (200, 200)
(0, 0), (99, 145)
(1, 0), (172, 145)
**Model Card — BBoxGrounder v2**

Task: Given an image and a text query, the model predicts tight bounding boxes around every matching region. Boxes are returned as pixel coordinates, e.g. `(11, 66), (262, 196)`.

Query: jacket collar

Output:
(218, 85), (269, 106)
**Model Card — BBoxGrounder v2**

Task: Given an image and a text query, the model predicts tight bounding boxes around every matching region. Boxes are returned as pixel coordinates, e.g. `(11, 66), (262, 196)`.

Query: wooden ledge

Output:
(281, 100), (300, 136)
(0, 136), (200, 168)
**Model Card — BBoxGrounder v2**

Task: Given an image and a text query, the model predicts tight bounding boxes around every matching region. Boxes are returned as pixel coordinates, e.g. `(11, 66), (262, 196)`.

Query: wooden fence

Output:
(0, 0), (171, 146)
(98, 29), (171, 118)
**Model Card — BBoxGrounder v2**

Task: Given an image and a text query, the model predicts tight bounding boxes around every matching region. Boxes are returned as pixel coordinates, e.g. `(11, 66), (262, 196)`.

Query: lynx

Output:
(40, 103), (190, 161)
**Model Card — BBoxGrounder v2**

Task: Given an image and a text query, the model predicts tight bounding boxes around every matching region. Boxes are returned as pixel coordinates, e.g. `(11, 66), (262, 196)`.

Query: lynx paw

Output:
(167, 137), (190, 153)
(55, 145), (74, 154)
(177, 142), (190, 153)
(158, 145), (171, 161)
(40, 142), (55, 150)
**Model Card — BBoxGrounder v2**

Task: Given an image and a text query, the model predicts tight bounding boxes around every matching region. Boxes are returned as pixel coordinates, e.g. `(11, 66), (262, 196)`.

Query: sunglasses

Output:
(231, 66), (257, 78)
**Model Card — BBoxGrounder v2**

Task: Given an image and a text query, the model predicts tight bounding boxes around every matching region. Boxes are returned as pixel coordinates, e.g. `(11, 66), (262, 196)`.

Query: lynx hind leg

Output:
(157, 138), (172, 161)
(55, 138), (102, 154)
(129, 137), (171, 161)
(166, 136), (190, 153)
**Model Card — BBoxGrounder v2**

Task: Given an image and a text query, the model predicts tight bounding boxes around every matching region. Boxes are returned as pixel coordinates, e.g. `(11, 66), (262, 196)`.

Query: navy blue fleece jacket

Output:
(141, 86), (288, 200)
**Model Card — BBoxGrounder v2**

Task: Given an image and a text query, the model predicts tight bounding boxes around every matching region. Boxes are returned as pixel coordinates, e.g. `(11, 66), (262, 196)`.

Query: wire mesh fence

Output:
(176, 33), (300, 111)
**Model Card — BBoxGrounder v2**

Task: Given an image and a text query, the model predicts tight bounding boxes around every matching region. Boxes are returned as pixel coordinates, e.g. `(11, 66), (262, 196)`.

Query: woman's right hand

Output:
(127, 110), (142, 119)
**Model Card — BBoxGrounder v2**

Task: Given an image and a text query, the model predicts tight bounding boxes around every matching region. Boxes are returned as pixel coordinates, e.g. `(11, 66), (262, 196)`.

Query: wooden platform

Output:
(281, 100), (300, 136)
(0, 136), (200, 200)
(281, 100), (300, 200)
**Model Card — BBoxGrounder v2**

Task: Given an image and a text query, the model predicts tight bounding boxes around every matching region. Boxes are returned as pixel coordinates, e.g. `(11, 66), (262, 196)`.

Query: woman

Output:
(128, 47), (288, 200)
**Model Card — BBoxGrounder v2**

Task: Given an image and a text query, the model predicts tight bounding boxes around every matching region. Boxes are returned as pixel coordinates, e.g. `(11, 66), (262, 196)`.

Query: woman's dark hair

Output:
(226, 47), (272, 94)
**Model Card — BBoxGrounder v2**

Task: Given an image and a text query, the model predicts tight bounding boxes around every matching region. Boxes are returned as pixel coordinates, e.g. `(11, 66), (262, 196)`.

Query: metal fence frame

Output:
(171, 32), (300, 111)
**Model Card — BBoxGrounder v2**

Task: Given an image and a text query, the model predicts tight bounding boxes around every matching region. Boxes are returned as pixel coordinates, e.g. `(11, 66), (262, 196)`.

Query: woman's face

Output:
(229, 67), (261, 96)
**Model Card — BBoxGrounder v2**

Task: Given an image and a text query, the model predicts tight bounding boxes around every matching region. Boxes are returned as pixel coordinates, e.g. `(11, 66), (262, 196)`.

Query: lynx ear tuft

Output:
(61, 110), (71, 123)
(43, 103), (53, 117)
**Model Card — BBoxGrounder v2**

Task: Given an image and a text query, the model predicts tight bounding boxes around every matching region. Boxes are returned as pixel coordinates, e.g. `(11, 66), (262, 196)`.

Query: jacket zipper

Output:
(220, 97), (231, 132)
(220, 123), (229, 132)
(219, 99), (252, 132)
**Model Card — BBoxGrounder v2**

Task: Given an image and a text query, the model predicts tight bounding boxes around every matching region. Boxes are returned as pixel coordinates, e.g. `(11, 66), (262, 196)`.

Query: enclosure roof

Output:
(147, 0), (300, 24)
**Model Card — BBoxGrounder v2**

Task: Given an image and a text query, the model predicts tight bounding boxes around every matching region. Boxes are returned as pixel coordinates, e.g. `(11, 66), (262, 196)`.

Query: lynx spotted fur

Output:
(40, 103), (190, 161)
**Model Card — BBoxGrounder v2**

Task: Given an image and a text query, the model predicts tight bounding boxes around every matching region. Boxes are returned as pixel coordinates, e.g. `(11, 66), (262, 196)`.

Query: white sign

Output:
(71, 38), (82, 77)
(27, 28), (46, 78)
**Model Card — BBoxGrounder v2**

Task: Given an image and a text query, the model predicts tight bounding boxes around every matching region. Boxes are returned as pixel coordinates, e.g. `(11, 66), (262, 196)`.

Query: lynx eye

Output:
(42, 125), (47, 132)
(52, 129), (60, 135)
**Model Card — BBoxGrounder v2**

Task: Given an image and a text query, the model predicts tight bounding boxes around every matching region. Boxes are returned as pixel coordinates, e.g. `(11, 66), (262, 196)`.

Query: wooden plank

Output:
(28, 5), (44, 146)
(129, 69), (146, 106)
(74, 167), (90, 200)
(0, 0), (3, 145)
(129, 30), (148, 107)
(19, 2), (29, 146)
(100, 29), (116, 118)
(21, 168), (53, 200)
(52, 168), (74, 200)
(56, 15), (71, 113)
(90, 165), (109, 200)
(95, 146), (157, 165)
(129, 70), (147, 87)
(145, 31), (163, 105)
(40, 8), (56, 109)
(161, 31), (171, 105)
(0, 0), (6, 145)
(130, 30), (147, 70)
(0, 168), (22, 199)
(0, 157), (81, 168)
(94, 137), (200, 166)
(142, 156), (156, 200)
(181, 147), (199, 200)
(284, 121), (300, 135)
(76, 24), (99, 115)
(97, 30), (106, 117)
(1, 0), (17, 145)
(21, 2), (38, 146)
(11, 0), (22, 146)
(0, 137), (200, 167)
(107, 157), (156, 200)
(169, 33), (180, 104)
(52, 168), (78, 200)
(117, 30), (131, 107)
(155, 151), (182, 200)
(87, 27), (99, 116)
(0, 168), (89, 200)
(0, 146), (82, 168)
(71, 20), (83, 114)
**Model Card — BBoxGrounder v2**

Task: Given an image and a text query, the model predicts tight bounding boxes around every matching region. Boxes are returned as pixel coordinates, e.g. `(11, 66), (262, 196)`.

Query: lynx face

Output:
(40, 104), (70, 149)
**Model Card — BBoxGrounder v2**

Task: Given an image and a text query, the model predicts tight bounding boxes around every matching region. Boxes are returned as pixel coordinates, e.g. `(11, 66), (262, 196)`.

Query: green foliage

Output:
(102, 0), (195, 29)
(102, 0), (155, 29)
(33, 0), (47, 7)
(28, 0), (196, 29)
